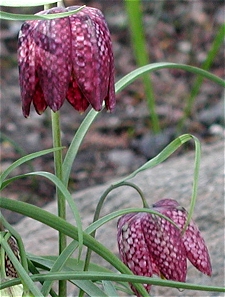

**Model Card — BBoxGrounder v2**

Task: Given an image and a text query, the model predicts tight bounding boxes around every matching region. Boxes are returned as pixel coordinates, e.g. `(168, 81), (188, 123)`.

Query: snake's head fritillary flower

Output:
(153, 198), (212, 276)
(18, 6), (115, 117)
(0, 232), (23, 296)
(0, 232), (23, 297)
(117, 199), (212, 296)
(0, 234), (20, 278)
(117, 213), (153, 295)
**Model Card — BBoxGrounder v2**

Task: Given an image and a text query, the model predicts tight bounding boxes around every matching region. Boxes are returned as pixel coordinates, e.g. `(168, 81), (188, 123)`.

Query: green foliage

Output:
(0, 2), (224, 296)
(0, 6), (84, 20)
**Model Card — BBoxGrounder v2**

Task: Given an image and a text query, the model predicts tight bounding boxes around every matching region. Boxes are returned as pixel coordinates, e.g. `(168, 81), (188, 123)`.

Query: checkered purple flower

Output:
(18, 6), (115, 117)
(117, 199), (212, 296)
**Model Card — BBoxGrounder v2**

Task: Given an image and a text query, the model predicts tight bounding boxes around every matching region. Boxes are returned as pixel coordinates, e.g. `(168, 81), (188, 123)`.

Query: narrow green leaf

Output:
(0, 0), (57, 6)
(86, 208), (179, 236)
(0, 235), (44, 297)
(34, 247), (109, 297)
(29, 254), (112, 274)
(0, 147), (64, 185)
(63, 63), (224, 187)
(124, 0), (160, 133)
(0, 6), (84, 21)
(2, 171), (83, 255)
(102, 280), (119, 296)
(0, 197), (149, 297)
(62, 109), (98, 187)
(111, 134), (201, 228)
(0, 215), (28, 274)
(113, 134), (192, 183)
(40, 241), (77, 297)
(116, 62), (225, 93)
(1, 271), (224, 293)
(72, 279), (108, 297)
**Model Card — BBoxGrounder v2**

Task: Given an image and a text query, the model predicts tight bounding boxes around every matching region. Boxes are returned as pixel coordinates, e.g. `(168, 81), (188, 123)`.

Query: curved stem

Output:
(81, 181), (148, 294)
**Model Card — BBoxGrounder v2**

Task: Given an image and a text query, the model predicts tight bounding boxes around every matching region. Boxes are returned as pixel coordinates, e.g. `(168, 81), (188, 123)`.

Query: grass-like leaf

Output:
(0, 235), (44, 296)
(113, 134), (201, 228)
(30, 253), (109, 297)
(0, 197), (150, 297)
(178, 23), (225, 130)
(1, 271), (224, 293)
(0, 147), (64, 187)
(0, 0), (57, 6)
(62, 63), (224, 188)
(124, 0), (159, 133)
(0, 6), (85, 20)
(116, 62), (225, 93)
(1, 171), (83, 256)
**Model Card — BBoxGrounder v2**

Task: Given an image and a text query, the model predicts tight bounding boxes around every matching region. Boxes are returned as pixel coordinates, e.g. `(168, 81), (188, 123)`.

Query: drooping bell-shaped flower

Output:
(152, 199), (212, 276)
(18, 6), (115, 117)
(117, 213), (154, 295)
(117, 198), (212, 296)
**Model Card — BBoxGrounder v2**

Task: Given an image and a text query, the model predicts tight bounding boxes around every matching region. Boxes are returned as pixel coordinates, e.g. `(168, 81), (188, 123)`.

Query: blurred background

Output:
(1, 0), (224, 223)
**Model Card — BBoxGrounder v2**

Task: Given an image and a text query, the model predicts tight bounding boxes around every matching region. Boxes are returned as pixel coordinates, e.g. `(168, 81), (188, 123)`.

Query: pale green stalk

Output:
(51, 110), (66, 297)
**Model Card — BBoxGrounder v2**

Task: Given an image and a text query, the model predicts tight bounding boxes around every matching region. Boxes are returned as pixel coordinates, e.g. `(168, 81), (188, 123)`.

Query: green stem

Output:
(44, 3), (66, 296)
(51, 110), (66, 297)
(81, 181), (149, 297)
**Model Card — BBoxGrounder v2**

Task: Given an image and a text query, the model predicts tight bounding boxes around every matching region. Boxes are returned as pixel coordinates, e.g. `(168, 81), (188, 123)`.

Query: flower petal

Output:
(153, 199), (212, 276)
(32, 80), (47, 114)
(33, 8), (72, 112)
(117, 213), (153, 295)
(68, 6), (115, 111)
(18, 21), (40, 117)
(142, 213), (187, 282)
(88, 7), (115, 111)
(183, 220), (212, 276)
(66, 71), (90, 112)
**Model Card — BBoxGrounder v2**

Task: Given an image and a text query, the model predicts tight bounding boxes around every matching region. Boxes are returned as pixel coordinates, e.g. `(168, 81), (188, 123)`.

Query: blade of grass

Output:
(0, 147), (64, 185)
(1, 271), (224, 293)
(0, 235), (43, 297)
(124, 0), (160, 133)
(0, 0), (57, 6)
(116, 62), (225, 93)
(0, 197), (149, 297)
(62, 62), (224, 188)
(178, 23), (225, 131)
(0, 6), (85, 20)
(1, 171), (83, 255)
